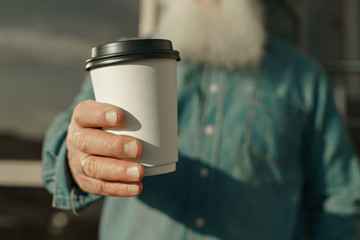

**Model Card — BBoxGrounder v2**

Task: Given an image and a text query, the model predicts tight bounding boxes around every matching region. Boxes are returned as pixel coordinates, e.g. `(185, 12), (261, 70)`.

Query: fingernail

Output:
(105, 109), (118, 125)
(128, 185), (139, 194)
(124, 140), (139, 158)
(126, 166), (140, 179)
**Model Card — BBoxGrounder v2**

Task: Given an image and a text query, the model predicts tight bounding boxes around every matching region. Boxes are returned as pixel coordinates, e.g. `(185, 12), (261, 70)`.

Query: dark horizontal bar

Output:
(324, 60), (360, 73)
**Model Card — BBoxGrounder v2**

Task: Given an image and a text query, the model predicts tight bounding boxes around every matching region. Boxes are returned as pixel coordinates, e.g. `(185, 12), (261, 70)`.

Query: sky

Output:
(0, 0), (139, 139)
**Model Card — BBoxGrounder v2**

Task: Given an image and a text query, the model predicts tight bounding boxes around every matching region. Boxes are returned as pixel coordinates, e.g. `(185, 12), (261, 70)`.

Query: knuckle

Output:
(65, 134), (72, 148)
(73, 100), (92, 122)
(66, 125), (75, 146)
(103, 136), (118, 152)
(79, 185), (91, 194)
(72, 103), (82, 123)
(112, 136), (127, 156)
(77, 181), (90, 193)
(95, 181), (109, 194)
(76, 181), (86, 192)
(85, 156), (99, 178)
(75, 175), (91, 193)
(77, 130), (89, 152)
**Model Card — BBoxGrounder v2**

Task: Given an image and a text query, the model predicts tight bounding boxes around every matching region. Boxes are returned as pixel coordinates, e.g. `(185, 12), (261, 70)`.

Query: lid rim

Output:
(86, 49), (180, 64)
(86, 39), (180, 71)
(85, 53), (180, 71)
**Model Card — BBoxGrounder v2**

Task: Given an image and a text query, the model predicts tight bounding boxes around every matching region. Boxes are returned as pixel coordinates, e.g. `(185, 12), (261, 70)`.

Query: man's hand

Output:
(66, 100), (144, 197)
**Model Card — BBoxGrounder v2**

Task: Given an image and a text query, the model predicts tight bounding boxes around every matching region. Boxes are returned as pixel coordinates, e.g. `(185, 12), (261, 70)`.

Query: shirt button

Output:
(200, 167), (209, 178)
(209, 83), (219, 93)
(204, 124), (214, 136)
(195, 217), (205, 229)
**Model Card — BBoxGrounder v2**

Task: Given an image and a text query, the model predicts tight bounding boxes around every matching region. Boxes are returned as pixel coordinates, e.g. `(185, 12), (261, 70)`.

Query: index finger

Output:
(73, 100), (124, 128)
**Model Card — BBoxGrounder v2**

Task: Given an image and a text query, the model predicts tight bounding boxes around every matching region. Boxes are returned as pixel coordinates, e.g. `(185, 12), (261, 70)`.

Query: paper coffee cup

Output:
(85, 39), (180, 176)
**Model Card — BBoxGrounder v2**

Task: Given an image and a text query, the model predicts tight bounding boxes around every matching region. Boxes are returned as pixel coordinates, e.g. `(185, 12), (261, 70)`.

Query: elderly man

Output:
(42, 0), (360, 239)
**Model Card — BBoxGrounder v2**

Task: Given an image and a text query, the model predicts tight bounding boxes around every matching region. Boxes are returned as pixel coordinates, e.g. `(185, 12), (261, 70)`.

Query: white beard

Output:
(154, 0), (267, 70)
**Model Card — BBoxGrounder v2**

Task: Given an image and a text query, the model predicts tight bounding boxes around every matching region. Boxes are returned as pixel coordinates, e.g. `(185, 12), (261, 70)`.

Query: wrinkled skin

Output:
(66, 100), (145, 197)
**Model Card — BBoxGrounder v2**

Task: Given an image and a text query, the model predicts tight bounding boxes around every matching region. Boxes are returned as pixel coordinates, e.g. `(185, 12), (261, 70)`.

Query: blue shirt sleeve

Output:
(302, 71), (360, 239)
(42, 74), (102, 214)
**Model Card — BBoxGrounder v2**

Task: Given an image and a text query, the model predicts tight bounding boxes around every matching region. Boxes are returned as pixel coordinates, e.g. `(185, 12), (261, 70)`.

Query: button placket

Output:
(188, 68), (225, 237)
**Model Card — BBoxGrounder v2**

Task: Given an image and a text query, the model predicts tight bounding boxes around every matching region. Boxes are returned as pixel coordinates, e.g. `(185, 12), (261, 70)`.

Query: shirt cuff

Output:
(52, 139), (102, 214)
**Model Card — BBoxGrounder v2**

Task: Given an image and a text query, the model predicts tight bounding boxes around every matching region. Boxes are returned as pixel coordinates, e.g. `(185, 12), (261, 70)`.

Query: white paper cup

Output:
(85, 39), (180, 176)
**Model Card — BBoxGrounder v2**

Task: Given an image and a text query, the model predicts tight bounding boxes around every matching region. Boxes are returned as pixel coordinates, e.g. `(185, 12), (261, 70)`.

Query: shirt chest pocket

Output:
(245, 90), (307, 169)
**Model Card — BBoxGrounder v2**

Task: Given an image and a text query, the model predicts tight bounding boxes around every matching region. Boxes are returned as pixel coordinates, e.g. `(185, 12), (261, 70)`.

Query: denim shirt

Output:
(42, 36), (360, 240)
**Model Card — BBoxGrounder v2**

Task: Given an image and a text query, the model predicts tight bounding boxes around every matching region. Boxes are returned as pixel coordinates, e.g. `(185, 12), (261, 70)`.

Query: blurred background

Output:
(0, 0), (359, 239)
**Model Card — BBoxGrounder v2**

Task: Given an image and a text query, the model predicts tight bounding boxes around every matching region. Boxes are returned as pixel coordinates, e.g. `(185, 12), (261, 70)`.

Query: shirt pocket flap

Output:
(246, 90), (307, 168)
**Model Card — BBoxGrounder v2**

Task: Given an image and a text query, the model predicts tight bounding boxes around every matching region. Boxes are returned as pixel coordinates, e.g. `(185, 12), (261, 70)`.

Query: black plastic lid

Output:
(85, 39), (181, 70)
